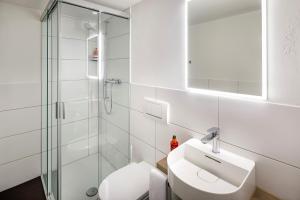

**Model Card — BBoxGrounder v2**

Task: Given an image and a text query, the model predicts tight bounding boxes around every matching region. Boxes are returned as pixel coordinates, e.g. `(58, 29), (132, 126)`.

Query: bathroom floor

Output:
(0, 177), (46, 200)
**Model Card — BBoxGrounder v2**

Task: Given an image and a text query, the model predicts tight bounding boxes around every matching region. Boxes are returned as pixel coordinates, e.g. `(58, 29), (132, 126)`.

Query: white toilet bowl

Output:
(99, 161), (154, 200)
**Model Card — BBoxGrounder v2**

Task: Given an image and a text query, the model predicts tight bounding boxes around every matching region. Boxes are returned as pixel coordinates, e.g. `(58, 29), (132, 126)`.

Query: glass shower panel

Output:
(48, 5), (59, 200)
(41, 2), (130, 200)
(60, 3), (100, 200)
(41, 4), (59, 200)
(41, 16), (48, 195)
(100, 13), (130, 181)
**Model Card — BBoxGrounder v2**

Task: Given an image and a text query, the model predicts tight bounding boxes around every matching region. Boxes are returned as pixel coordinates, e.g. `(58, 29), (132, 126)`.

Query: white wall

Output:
(189, 10), (262, 95)
(131, 0), (186, 90)
(130, 0), (300, 199)
(0, 2), (41, 191)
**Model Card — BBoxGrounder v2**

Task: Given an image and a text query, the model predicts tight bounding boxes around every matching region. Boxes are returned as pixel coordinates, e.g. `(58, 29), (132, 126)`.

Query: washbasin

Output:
(167, 139), (255, 200)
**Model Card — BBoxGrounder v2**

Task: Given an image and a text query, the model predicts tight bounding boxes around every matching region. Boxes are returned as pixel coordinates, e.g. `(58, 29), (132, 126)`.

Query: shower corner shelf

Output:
(89, 57), (98, 61)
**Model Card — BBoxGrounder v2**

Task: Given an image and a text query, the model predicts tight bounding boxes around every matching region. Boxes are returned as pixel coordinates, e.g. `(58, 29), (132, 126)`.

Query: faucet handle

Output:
(207, 127), (220, 135)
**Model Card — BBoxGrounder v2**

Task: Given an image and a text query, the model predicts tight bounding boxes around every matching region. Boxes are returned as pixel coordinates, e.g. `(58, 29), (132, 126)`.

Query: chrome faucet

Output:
(201, 127), (220, 153)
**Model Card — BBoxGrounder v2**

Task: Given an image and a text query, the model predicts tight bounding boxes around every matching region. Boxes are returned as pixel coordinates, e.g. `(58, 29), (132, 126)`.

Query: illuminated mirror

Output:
(187, 0), (267, 98)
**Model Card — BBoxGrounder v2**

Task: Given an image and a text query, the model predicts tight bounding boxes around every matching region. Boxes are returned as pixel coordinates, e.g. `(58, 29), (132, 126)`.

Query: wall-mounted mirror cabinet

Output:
(187, 0), (266, 98)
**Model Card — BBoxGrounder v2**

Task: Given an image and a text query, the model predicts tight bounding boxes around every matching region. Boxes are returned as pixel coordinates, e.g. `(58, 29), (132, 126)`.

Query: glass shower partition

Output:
(41, 4), (59, 200)
(41, 1), (130, 200)
(100, 13), (130, 181)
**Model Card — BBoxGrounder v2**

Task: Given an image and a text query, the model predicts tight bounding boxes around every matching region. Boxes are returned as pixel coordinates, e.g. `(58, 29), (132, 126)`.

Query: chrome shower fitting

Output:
(103, 78), (122, 114)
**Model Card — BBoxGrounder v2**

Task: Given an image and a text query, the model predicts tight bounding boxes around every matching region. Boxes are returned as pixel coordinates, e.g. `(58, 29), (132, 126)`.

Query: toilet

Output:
(99, 161), (154, 200)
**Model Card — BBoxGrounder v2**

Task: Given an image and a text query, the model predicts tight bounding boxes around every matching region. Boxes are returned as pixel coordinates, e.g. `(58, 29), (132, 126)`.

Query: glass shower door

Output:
(42, 2), (130, 200)
(59, 3), (100, 200)
(100, 13), (130, 181)
(41, 3), (59, 200)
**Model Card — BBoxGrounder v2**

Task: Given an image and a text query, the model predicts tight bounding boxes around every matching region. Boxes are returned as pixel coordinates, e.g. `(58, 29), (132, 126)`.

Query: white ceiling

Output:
(85, 0), (143, 10)
(189, 0), (261, 25)
(0, 0), (143, 11)
(0, 0), (48, 10)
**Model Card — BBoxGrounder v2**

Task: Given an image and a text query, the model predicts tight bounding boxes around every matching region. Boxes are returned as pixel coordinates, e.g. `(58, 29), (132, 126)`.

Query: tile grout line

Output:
(0, 105), (41, 113)
(0, 129), (42, 141)
(0, 153), (41, 167)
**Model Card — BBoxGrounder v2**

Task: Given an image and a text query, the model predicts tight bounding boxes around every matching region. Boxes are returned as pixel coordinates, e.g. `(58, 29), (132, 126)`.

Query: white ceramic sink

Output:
(167, 139), (255, 200)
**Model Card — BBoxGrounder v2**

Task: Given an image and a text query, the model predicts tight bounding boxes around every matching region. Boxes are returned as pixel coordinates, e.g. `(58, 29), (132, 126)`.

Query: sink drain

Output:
(86, 187), (98, 197)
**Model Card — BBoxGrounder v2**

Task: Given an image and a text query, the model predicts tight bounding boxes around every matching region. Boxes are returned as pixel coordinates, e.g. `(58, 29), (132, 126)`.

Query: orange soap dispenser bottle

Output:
(170, 135), (179, 151)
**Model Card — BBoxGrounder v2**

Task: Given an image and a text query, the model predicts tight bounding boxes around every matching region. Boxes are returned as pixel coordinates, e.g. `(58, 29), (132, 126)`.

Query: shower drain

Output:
(86, 187), (98, 198)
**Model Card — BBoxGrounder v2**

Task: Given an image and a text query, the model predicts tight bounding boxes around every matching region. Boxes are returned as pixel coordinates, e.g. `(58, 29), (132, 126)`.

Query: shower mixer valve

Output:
(104, 78), (122, 114)
(104, 79), (122, 85)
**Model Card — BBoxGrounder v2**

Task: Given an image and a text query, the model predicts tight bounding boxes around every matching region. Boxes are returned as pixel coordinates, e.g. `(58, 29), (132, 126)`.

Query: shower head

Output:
(84, 22), (97, 32)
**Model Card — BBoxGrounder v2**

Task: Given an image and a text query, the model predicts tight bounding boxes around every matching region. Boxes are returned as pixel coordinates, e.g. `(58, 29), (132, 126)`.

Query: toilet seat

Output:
(99, 161), (154, 200)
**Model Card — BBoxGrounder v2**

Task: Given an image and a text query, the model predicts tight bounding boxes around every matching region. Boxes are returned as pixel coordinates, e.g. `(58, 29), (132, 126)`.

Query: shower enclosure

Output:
(41, 1), (130, 199)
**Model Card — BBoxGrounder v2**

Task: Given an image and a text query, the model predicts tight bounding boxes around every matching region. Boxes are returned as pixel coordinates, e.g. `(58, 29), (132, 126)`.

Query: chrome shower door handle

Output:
(62, 102), (66, 119)
(55, 102), (59, 119)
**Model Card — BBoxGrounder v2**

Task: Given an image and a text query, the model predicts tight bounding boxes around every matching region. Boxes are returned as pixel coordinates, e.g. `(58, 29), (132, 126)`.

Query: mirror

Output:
(187, 0), (266, 97)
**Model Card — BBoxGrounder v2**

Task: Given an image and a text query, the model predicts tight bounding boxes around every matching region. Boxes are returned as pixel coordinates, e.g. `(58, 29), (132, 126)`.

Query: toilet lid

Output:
(99, 161), (154, 200)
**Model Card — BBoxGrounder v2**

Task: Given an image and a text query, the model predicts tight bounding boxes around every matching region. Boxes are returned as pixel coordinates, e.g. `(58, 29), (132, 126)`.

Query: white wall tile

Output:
(131, 136), (156, 166)
(61, 60), (87, 80)
(61, 80), (88, 101)
(104, 121), (129, 157)
(89, 79), (100, 100)
(106, 59), (130, 83)
(0, 154), (40, 192)
(63, 100), (89, 123)
(155, 122), (195, 155)
(88, 135), (98, 155)
(106, 16), (129, 39)
(61, 119), (88, 145)
(106, 34), (129, 59)
(112, 83), (129, 107)
(0, 106), (40, 138)
(131, 0), (186, 90)
(219, 98), (300, 168)
(0, 2), (41, 83)
(156, 88), (219, 133)
(61, 38), (86, 60)
(61, 16), (86, 40)
(130, 110), (156, 146)
(89, 99), (99, 118)
(62, 139), (88, 165)
(220, 141), (300, 200)
(102, 103), (129, 132)
(102, 142), (128, 169)
(0, 82), (40, 111)
(0, 130), (40, 165)
(100, 156), (115, 181)
(130, 84), (156, 112)
(89, 117), (99, 137)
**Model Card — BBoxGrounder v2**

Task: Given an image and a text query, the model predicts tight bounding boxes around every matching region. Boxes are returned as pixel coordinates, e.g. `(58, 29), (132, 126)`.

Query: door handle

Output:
(62, 102), (66, 119)
(56, 102), (59, 119)
(55, 102), (65, 119)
